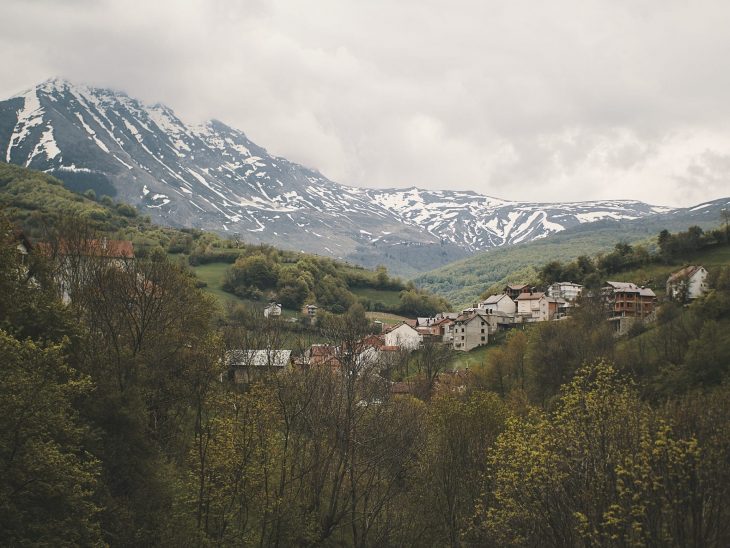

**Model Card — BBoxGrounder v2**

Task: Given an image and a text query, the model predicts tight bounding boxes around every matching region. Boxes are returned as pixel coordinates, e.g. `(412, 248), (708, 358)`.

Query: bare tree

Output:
(412, 338), (455, 399)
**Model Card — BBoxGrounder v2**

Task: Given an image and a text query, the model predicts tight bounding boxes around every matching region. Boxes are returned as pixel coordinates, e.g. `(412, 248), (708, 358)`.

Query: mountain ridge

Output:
(1, 78), (712, 276)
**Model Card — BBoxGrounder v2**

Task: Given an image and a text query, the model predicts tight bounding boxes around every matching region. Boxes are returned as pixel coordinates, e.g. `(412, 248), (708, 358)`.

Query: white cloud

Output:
(2, 0), (730, 206)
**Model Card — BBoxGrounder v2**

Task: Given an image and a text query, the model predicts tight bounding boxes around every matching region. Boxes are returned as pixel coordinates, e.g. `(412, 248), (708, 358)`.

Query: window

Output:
(481, 336), (485, 341)
(481, 328), (485, 333)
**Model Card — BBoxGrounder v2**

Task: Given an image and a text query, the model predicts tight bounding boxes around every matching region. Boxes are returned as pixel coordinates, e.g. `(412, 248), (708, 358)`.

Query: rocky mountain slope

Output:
(361, 187), (670, 251)
(0, 78), (690, 275)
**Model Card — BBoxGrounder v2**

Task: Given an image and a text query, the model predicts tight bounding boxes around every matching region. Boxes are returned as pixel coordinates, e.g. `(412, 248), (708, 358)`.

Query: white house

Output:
(264, 302), (282, 318)
(515, 292), (561, 322)
(480, 294), (517, 315)
(227, 349), (292, 383)
(666, 266), (709, 301)
(384, 322), (422, 350)
(547, 282), (583, 302)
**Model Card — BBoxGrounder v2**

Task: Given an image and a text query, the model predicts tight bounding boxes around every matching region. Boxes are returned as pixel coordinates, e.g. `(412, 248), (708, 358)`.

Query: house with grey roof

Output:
(227, 349), (292, 384)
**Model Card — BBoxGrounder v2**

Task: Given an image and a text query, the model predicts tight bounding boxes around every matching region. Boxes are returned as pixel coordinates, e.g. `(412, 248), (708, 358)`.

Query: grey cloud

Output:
(2, 0), (730, 206)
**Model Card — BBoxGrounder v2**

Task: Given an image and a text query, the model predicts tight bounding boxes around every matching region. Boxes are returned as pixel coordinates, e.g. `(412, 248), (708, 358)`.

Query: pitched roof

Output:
(431, 317), (454, 326)
(361, 334), (385, 348)
(309, 344), (336, 357)
(455, 311), (488, 324)
(515, 292), (545, 301)
(667, 265), (705, 284)
(506, 284), (528, 290)
(386, 320), (418, 332)
(483, 294), (510, 305)
(605, 281), (637, 290)
(436, 312), (459, 320)
(605, 281), (656, 297)
(226, 349), (291, 368)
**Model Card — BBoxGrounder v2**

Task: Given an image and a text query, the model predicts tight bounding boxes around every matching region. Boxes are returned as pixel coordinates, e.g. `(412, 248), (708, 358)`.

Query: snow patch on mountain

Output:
(0, 78), (683, 275)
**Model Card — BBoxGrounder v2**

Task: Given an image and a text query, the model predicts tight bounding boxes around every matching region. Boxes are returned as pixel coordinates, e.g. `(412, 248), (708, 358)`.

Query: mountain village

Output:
(227, 266), (712, 387)
(6, 1), (730, 543)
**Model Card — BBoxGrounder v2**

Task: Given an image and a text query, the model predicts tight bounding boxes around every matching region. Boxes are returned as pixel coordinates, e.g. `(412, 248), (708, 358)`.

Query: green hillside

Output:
(609, 243), (730, 297)
(415, 211), (729, 306)
(3, 162), (730, 547)
(0, 162), (449, 316)
(413, 222), (655, 306)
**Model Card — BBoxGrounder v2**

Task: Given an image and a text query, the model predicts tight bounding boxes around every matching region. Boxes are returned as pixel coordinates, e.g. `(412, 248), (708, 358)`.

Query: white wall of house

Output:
(516, 298), (539, 319)
(667, 267), (709, 300)
(688, 268), (709, 299)
(480, 294), (516, 315)
(385, 324), (422, 350)
(517, 295), (551, 322)
(439, 321), (455, 344)
(264, 303), (282, 318)
(548, 282), (583, 301)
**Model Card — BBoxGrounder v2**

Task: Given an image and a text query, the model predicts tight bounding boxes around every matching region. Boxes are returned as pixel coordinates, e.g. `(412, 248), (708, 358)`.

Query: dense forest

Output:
(2, 162), (730, 546)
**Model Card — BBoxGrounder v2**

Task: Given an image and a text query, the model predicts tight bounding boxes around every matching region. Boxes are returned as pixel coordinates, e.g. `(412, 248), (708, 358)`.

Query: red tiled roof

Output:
(361, 335), (385, 348)
(385, 321), (418, 334)
(667, 265), (703, 284)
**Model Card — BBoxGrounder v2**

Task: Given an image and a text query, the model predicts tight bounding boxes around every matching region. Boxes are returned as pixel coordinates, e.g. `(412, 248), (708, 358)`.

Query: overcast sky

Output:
(3, 0), (730, 206)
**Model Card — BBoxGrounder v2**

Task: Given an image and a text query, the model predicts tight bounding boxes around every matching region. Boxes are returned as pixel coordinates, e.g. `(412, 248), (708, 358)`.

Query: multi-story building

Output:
(452, 312), (489, 351)
(603, 281), (656, 318)
(503, 284), (531, 300)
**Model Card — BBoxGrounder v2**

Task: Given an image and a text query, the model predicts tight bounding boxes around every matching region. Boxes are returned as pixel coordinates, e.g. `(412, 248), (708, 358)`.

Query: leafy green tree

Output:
(483, 330), (529, 396)
(225, 253), (279, 293)
(539, 260), (564, 285)
(526, 303), (614, 405)
(398, 288), (450, 317)
(0, 332), (102, 546)
(0, 220), (103, 544)
(418, 391), (508, 546)
(477, 362), (720, 547)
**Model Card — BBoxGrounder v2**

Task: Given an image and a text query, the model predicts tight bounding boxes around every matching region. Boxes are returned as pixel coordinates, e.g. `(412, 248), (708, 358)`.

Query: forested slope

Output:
(2, 161), (730, 546)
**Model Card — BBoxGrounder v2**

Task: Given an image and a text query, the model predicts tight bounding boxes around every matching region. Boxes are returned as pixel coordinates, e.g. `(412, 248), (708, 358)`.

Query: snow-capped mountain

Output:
(0, 78), (677, 274)
(360, 187), (672, 252)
